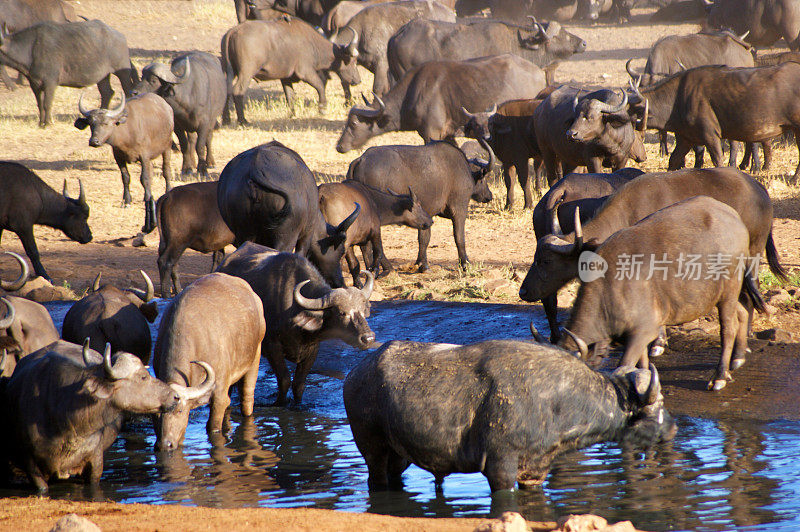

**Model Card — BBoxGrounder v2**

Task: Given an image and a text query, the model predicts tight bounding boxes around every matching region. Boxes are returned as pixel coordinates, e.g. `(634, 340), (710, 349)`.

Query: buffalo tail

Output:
(766, 230), (789, 281)
(742, 270), (767, 314)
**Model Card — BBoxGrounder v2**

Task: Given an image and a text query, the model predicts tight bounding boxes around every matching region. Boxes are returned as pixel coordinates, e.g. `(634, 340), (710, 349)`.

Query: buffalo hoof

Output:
(730, 349), (750, 371)
(649, 345), (665, 358)
(416, 264), (429, 273)
(709, 379), (728, 391)
(179, 169), (195, 182)
(237, 119), (250, 128)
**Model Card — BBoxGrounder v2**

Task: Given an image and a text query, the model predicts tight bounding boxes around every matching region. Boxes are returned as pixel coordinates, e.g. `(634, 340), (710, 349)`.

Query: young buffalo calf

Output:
(318, 180), (432, 286)
(153, 273), (264, 449)
(75, 92), (173, 233)
(156, 182), (235, 297)
(562, 196), (767, 391)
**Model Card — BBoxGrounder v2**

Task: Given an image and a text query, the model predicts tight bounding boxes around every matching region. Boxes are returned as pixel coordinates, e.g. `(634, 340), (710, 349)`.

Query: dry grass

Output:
(0, 1), (798, 307)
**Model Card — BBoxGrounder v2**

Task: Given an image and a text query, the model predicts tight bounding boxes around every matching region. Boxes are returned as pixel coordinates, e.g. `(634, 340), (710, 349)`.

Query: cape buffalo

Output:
(347, 140), (494, 271)
(532, 87), (646, 185)
(0, 162), (92, 281)
(0, 0), (78, 90)
(0, 19), (136, 127)
(4, 340), (182, 492)
(707, 0), (800, 50)
(75, 92), (174, 234)
(526, 169), (642, 342)
(220, 17), (360, 124)
(627, 62), (800, 181)
(344, 339), (676, 491)
(132, 51), (226, 180)
(330, 0), (456, 96)
(61, 270), (159, 364)
(156, 182), (235, 297)
(217, 141), (358, 288)
(387, 17), (586, 86)
(153, 272), (262, 450)
(217, 242), (375, 405)
(0, 295), (59, 376)
(318, 181), (433, 284)
(336, 54), (545, 152)
(462, 97), (544, 210)
(561, 196), (767, 391)
(519, 168), (785, 340)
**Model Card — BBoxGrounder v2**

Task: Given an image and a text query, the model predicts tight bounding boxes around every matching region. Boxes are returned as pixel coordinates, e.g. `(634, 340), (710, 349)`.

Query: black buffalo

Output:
(0, 19), (136, 127)
(345, 339), (676, 491)
(132, 51), (226, 180)
(217, 141), (357, 288)
(336, 54), (545, 152)
(218, 242), (375, 405)
(387, 17), (585, 86)
(0, 162), (91, 281)
(347, 141), (493, 271)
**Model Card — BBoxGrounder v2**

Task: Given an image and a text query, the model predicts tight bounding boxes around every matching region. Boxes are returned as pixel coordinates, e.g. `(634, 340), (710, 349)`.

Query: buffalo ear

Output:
(115, 114), (128, 125)
(603, 112), (630, 128)
(318, 234), (346, 254)
(139, 301), (159, 323)
(82, 375), (113, 400)
(74, 117), (90, 130)
(292, 310), (323, 332)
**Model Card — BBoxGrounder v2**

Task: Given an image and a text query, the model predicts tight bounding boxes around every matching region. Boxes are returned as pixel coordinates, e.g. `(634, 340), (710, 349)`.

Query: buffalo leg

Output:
(620, 330), (658, 369)
(345, 247), (362, 288)
(16, 227), (50, 282)
(97, 75), (114, 109)
(175, 128), (192, 180)
(162, 150), (173, 192)
(730, 303), (750, 371)
(649, 327), (668, 357)
(452, 214), (469, 270)
(517, 160), (533, 210)
(542, 152), (560, 187)
(668, 137), (692, 170)
(208, 386), (232, 434)
(205, 129), (216, 169)
(792, 128), (800, 183)
(728, 141), (742, 167)
(371, 61), (390, 97)
(265, 342), (290, 406)
(761, 141), (772, 171)
(233, 92), (249, 126)
(502, 163), (516, 211)
(25, 458), (48, 494)
(113, 149), (133, 206)
(0, 66), (17, 91)
(281, 80), (296, 116)
(196, 126), (212, 180)
(369, 234), (391, 276)
(533, 159), (547, 194)
(586, 157), (602, 173)
(542, 293), (560, 343)
(157, 244), (185, 296)
(705, 136), (725, 168)
(291, 355), (315, 403)
(693, 145), (705, 168)
(415, 227), (432, 272)
(239, 345), (261, 417)
(340, 79), (353, 104)
(483, 452), (520, 492)
(659, 130), (670, 157)
(304, 72), (327, 114)
(140, 159), (157, 234)
(710, 297), (739, 391)
(83, 452), (104, 485)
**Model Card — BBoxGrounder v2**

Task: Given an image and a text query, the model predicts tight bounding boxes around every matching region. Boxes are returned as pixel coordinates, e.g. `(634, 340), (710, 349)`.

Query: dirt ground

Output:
(1, 1), (800, 530)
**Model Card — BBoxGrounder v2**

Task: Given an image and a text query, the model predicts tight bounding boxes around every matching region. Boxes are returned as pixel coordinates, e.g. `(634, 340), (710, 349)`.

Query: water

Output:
(8, 300), (800, 531)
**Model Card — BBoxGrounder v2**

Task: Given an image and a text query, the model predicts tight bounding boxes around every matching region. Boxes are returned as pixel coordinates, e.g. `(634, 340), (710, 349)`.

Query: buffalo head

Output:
(91, 269), (158, 323)
(336, 94), (389, 153)
(153, 360), (216, 451)
(465, 138), (496, 204)
(82, 340), (179, 414)
(566, 89), (631, 142)
(388, 187), (433, 230)
(519, 206), (588, 303)
(331, 27), (361, 88)
(293, 271), (375, 349)
(74, 91), (127, 147)
(132, 58), (191, 98)
(612, 364), (677, 446)
(60, 179), (93, 244)
(461, 104), (498, 142)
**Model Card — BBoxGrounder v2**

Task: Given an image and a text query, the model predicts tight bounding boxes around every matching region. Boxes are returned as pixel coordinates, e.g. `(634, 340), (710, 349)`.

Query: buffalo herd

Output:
(0, 0), (797, 508)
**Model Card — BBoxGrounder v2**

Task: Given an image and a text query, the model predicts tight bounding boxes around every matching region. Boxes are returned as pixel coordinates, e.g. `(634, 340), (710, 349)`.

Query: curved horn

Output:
(574, 206), (583, 250)
(128, 270), (155, 302)
(527, 14), (543, 35)
(102, 343), (125, 381)
(345, 26), (358, 50)
(77, 179), (88, 210)
(486, 103), (497, 115)
(0, 297), (16, 330)
(105, 91), (125, 119)
(371, 93), (386, 115)
(572, 90), (581, 113)
(675, 59), (687, 71)
(597, 89), (628, 114)
(529, 322), (545, 343)
(408, 186), (417, 203)
(1, 251), (29, 291)
(336, 202), (361, 234)
(461, 106), (475, 119)
(360, 270), (374, 299)
(294, 279), (333, 310)
(175, 57), (191, 83)
(78, 90), (92, 117)
(562, 328), (588, 359)
(171, 361), (216, 402)
(549, 193), (565, 235)
(477, 137), (496, 173)
(646, 363), (661, 405)
(92, 272), (102, 292)
(739, 30), (750, 41)
(625, 58), (639, 81)
(641, 97), (649, 132)
(63, 179), (70, 198)
(82, 337), (93, 367)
